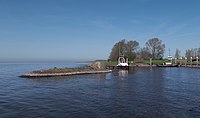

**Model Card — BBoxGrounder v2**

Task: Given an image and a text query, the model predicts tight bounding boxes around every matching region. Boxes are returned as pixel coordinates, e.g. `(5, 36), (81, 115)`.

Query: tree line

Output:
(109, 38), (200, 61)
(109, 38), (165, 61)
(170, 48), (200, 59)
(185, 48), (200, 59)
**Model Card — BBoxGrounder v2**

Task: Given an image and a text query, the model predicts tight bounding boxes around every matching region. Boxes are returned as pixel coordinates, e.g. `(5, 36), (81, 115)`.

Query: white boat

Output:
(117, 43), (128, 68)
(165, 62), (172, 65)
(117, 56), (128, 66)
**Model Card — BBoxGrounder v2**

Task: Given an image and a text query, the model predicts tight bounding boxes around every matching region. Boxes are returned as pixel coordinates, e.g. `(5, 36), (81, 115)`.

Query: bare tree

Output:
(198, 48), (200, 57)
(174, 48), (181, 59)
(185, 48), (200, 58)
(185, 49), (192, 59)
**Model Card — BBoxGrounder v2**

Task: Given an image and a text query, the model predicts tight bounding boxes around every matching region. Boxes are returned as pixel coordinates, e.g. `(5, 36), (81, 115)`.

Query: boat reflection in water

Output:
(118, 70), (128, 80)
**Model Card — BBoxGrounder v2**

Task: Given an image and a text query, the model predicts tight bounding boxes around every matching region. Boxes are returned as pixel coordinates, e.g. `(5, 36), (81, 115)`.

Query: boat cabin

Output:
(117, 56), (128, 66)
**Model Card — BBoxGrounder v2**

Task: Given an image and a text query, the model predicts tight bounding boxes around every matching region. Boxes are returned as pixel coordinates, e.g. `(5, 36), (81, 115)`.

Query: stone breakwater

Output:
(21, 70), (112, 78)
(21, 60), (111, 78)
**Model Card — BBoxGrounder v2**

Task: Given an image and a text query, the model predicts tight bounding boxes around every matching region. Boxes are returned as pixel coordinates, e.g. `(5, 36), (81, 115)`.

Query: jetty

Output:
(21, 69), (112, 78)
(21, 61), (112, 78)
(181, 64), (200, 68)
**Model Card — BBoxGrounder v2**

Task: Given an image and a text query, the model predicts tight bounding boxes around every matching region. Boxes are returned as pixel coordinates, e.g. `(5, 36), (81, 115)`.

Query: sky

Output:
(0, 0), (200, 61)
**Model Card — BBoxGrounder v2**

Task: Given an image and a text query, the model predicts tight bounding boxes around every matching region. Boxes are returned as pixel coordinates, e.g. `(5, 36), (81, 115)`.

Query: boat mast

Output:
(168, 48), (173, 63)
(119, 43), (120, 57)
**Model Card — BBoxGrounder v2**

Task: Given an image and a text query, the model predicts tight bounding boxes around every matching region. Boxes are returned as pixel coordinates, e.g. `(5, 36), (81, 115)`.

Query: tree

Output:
(185, 48), (200, 58)
(174, 48), (181, 59)
(109, 39), (139, 61)
(145, 38), (165, 59)
(185, 49), (192, 59)
(125, 40), (139, 60)
(139, 47), (151, 59)
(191, 48), (197, 57)
(193, 48), (198, 57)
(109, 40), (126, 61)
(198, 48), (200, 57)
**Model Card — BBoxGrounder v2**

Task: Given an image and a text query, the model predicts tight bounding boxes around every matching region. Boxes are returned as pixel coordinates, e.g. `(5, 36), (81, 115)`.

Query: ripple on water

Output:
(0, 63), (200, 117)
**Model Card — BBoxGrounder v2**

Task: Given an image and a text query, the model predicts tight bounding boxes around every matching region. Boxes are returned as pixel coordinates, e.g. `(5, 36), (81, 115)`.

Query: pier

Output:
(107, 64), (200, 69)
(181, 64), (200, 68)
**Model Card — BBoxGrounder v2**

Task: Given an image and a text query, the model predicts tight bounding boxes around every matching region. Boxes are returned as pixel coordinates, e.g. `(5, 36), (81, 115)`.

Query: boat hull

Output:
(117, 66), (129, 70)
(157, 64), (179, 67)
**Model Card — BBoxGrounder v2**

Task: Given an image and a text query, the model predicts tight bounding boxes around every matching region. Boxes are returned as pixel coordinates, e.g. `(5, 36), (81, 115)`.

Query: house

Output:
(134, 58), (144, 63)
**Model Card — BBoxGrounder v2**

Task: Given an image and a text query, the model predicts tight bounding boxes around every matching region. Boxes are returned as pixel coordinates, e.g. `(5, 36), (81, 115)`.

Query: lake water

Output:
(0, 62), (200, 118)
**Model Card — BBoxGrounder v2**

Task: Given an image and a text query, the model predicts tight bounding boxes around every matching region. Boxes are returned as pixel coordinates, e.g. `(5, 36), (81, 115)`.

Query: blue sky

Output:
(0, 0), (200, 61)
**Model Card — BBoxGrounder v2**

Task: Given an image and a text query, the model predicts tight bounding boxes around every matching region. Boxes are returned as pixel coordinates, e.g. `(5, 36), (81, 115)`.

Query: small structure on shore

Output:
(134, 58), (144, 63)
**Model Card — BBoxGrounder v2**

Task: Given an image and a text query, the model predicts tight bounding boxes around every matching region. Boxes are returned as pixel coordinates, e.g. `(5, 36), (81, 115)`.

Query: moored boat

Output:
(157, 63), (179, 67)
(116, 56), (129, 69)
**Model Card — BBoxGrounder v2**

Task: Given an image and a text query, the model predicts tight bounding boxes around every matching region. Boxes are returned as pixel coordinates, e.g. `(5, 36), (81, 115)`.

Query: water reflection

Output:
(28, 73), (108, 82)
(117, 70), (129, 80)
(118, 70), (128, 77)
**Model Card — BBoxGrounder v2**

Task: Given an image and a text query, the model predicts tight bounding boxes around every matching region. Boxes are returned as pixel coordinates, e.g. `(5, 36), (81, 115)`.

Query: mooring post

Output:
(180, 57), (182, 65)
(150, 58), (152, 67)
(175, 58), (177, 64)
(126, 58), (128, 64)
(190, 57), (193, 67)
(185, 57), (187, 67)
(197, 57), (199, 66)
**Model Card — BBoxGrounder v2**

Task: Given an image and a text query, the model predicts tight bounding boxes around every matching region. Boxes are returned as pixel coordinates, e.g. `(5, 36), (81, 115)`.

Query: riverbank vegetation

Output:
(108, 38), (200, 64)
(185, 48), (200, 59)
(109, 38), (165, 61)
(106, 59), (167, 66)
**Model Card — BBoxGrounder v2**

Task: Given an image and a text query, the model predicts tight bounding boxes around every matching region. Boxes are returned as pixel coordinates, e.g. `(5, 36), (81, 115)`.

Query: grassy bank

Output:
(106, 59), (167, 66)
(30, 67), (96, 74)
(106, 59), (200, 66)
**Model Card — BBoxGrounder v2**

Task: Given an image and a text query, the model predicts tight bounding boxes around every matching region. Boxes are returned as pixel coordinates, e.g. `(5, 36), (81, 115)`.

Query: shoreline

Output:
(108, 63), (200, 68)
(20, 61), (200, 78)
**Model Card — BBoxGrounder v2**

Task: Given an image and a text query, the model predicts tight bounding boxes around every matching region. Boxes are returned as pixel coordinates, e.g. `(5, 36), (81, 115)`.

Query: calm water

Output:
(0, 62), (200, 118)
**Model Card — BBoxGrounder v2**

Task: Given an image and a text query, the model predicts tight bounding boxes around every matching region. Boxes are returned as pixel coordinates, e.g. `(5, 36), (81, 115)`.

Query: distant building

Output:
(134, 58), (144, 63)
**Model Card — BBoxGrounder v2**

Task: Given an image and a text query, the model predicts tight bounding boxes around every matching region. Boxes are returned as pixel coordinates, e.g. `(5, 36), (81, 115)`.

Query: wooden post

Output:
(190, 57), (193, 67)
(171, 57), (173, 64)
(180, 57), (182, 65)
(197, 57), (199, 66)
(150, 58), (152, 67)
(185, 57), (187, 67)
